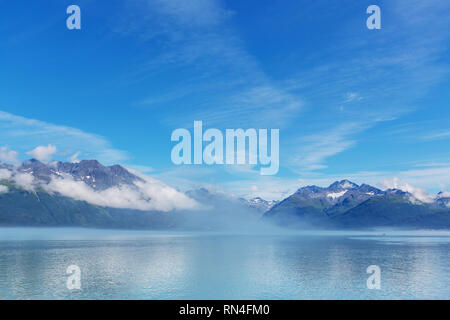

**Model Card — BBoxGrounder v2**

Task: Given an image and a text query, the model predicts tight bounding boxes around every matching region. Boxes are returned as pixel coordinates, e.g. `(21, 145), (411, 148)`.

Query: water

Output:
(0, 228), (449, 299)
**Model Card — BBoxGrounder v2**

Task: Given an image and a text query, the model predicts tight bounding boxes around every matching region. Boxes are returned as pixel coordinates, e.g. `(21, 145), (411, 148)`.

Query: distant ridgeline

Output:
(264, 180), (450, 229)
(1, 160), (450, 230)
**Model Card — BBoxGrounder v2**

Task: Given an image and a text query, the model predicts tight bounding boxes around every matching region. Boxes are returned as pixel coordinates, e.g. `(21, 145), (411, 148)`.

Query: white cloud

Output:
(381, 177), (435, 203)
(0, 159), (198, 211)
(0, 146), (19, 164)
(0, 185), (8, 194)
(13, 172), (35, 191)
(344, 92), (361, 103)
(68, 151), (81, 163)
(44, 172), (198, 212)
(27, 144), (57, 162)
(0, 169), (12, 180)
(439, 191), (450, 198)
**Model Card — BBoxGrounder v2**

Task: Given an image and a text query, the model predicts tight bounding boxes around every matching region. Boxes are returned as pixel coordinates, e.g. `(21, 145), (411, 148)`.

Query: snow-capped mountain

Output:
(1, 162), (450, 229)
(243, 197), (278, 213)
(287, 179), (384, 212)
(436, 192), (450, 208)
(265, 180), (450, 229)
(0, 159), (197, 213)
(185, 188), (275, 215)
(18, 159), (142, 190)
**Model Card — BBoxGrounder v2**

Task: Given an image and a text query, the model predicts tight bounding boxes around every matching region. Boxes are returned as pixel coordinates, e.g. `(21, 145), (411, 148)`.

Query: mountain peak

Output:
(328, 180), (358, 191)
(14, 159), (142, 190)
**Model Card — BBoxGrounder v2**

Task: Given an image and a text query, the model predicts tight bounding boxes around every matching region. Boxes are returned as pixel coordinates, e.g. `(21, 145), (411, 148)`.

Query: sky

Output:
(1, 0), (450, 200)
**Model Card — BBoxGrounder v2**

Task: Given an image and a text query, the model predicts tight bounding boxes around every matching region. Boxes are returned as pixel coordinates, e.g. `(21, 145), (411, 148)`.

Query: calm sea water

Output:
(0, 228), (449, 299)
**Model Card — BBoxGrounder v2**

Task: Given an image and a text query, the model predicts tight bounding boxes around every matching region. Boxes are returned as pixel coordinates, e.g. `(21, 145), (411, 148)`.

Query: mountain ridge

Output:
(1, 160), (450, 229)
(264, 180), (450, 229)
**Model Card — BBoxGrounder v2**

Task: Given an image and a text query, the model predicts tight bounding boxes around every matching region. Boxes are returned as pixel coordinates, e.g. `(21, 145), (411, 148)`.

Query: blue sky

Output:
(1, 0), (450, 199)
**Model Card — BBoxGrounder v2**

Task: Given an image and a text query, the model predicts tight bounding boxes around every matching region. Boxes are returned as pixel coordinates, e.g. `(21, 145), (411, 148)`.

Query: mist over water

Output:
(0, 227), (449, 299)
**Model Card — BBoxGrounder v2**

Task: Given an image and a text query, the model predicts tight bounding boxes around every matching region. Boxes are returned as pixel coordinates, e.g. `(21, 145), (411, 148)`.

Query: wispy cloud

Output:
(113, 0), (303, 128)
(423, 131), (450, 141)
(343, 92), (361, 103)
(289, 122), (370, 172)
(280, 0), (450, 173)
(0, 110), (128, 164)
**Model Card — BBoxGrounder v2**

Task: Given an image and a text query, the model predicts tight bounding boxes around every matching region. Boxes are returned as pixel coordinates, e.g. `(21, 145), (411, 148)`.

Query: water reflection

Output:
(0, 231), (449, 299)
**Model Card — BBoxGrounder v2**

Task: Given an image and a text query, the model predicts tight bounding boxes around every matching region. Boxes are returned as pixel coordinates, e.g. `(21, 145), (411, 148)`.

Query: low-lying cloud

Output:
(381, 177), (435, 203)
(44, 172), (198, 212)
(12, 172), (35, 191)
(0, 185), (8, 194)
(0, 169), (12, 180)
(0, 164), (198, 212)
(0, 169), (35, 192)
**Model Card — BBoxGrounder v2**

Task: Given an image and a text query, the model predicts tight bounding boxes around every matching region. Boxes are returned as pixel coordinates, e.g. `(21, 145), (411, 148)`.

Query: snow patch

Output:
(327, 190), (347, 199)
(340, 181), (355, 189)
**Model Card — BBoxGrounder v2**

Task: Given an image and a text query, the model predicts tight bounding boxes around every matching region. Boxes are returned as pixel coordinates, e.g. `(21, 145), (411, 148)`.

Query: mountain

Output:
(1, 161), (450, 230)
(265, 180), (383, 222)
(436, 192), (450, 208)
(0, 159), (186, 228)
(0, 160), (266, 229)
(240, 197), (278, 213)
(18, 159), (142, 189)
(264, 180), (450, 229)
(185, 188), (277, 217)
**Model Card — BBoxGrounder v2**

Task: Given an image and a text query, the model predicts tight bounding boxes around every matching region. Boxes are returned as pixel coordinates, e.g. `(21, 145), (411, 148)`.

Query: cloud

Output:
(27, 144), (57, 162)
(44, 172), (198, 212)
(114, 0), (303, 128)
(381, 177), (435, 203)
(0, 169), (12, 180)
(344, 92), (361, 103)
(0, 160), (198, 212)
(0, 185), (8, 194)
(12, 172), (35, 191)
(0, 110), (128, 165)
(281, 0), (450, 174)
(289, 122), (368, 172)
(222, 176), (301, 201)
(422, 131), (450, 141)
(0, 167), (36, 192)
(0, 146), (19, 164)
(126, 165), (155, 173)
(194, 85), (303, 127)
(68, 151), (81, 163)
